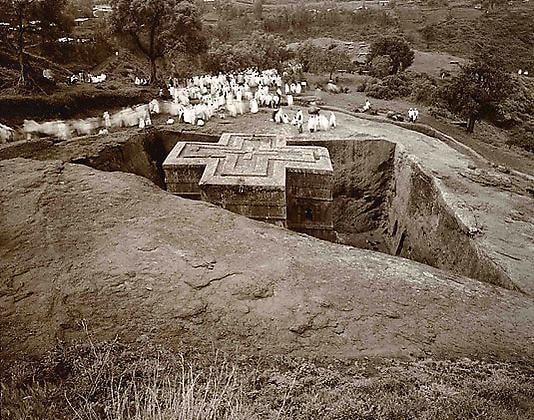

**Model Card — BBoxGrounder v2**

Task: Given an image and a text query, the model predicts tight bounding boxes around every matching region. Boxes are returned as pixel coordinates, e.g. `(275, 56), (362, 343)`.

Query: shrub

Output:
(365, 81), (391, 99)
(355, 79), (368, 92)
(369, 55), (394, 78)
(363, 71), (440, 102)
(428, 106), (456, 120)
(495, 75), (534, 127)
(366, 73), (412, 100)
(506, 121), (534, 153)
(410, 74), (439, 105)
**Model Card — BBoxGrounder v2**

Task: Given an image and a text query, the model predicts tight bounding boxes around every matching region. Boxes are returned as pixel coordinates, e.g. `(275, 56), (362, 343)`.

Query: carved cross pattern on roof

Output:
(163, 133), (333, 187)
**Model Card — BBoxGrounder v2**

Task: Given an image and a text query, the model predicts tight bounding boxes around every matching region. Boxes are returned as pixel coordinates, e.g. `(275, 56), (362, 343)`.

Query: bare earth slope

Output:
(1, 158), (533, 363)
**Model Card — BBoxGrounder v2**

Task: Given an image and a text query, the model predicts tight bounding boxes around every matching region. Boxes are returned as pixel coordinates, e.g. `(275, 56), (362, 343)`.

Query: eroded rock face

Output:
(1, 158), (533, 363)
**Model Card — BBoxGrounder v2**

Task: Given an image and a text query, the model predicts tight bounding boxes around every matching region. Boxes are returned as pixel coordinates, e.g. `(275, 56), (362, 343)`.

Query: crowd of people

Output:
(1, 66), (433, 144)
(21, 102), (155, 141)
(161, 69), (307, 125)
(68, 72), (107, 85)
(166, 69), (342, 133)
(162, 69), (338, 133)
(8, 68), (342, 142)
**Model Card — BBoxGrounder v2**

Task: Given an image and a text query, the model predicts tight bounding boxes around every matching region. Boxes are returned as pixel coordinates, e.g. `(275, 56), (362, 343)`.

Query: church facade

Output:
(163, 133), (335, 240)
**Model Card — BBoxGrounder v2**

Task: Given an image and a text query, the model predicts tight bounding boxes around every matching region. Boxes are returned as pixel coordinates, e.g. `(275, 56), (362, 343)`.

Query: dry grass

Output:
(75, 354), (250, 420)
(2, 331), (533, 420)
(1, 336), (255, 420)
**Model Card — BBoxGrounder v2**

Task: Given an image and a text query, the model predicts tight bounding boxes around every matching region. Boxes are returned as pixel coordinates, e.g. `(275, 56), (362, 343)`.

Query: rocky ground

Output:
(1, 158), (533, 364)
(7, 105), (531, 293)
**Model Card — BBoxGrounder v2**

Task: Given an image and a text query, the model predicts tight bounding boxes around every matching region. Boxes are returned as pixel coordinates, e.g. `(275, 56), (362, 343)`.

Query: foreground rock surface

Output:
(1, 159), (533, 362)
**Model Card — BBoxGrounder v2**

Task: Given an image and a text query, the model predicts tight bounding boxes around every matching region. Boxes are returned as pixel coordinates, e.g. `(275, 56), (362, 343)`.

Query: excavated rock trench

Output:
(0, 129), (513, 290)
(299, 138), (514, 291)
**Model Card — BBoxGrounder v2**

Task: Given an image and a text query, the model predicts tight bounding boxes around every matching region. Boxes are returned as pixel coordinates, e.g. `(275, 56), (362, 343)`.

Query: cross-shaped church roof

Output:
(163, 133), (333, 190)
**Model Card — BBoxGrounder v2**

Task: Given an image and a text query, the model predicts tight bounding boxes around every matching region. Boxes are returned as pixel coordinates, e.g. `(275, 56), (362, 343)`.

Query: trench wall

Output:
(293, 139), (396, 246)
(297, 137), (515, 289)
(71, 132), (166, 188)
(385, 145), (517, 290)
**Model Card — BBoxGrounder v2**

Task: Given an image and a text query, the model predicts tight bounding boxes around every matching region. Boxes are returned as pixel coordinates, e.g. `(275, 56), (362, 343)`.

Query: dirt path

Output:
(315, 89), (534, 176)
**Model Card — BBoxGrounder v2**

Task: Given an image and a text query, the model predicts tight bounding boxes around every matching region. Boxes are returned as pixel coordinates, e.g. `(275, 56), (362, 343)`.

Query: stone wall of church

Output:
(200, 184), (287, 222)
(165, 165), (206, 198)
(286, 170), (335, 241)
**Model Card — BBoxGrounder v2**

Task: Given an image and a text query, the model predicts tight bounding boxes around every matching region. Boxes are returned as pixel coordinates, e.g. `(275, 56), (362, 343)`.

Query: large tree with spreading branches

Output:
(111, 0), (206, 83)
(295, 42), (351, 79)
(367, 36), (414, 75)
(439, 60), (510, 133)
(205, 31), (290, 73)
(0, 0), (73, 85)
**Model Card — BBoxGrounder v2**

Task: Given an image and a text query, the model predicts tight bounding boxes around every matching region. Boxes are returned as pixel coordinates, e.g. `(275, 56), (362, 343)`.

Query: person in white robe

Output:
(103, 111), (111, 129)
(250, 98), (259, 114)
(287, 94), (293, 107)
(329, 112), (336, 128)
(308, 115), (318, 133)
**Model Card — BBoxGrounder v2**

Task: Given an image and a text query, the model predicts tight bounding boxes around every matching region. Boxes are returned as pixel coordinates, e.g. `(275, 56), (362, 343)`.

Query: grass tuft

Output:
(1, 338), (533, 420)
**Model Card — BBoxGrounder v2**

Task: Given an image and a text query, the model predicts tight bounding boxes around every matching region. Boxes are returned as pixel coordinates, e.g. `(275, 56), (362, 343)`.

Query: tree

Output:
(315, 44), (351, 80)
(367, 36), (414, 74)
(204, 41), (248, 73)
(233, 31), (290, 71)
(204, 31), (291, 73)
(296, 43), (351, 79)
(369, 55), (393, 78)
(419, 24), (437, 49)
(439, 60), (510, 133)
(111, 0), (206, 83)
(0, 0), (73, 85)
(294, 41), (317, 73)
(245, 31), (291, 70)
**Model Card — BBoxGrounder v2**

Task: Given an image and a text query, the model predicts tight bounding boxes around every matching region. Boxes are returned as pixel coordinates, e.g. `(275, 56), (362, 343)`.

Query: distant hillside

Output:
(416, 9), (534, 72)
